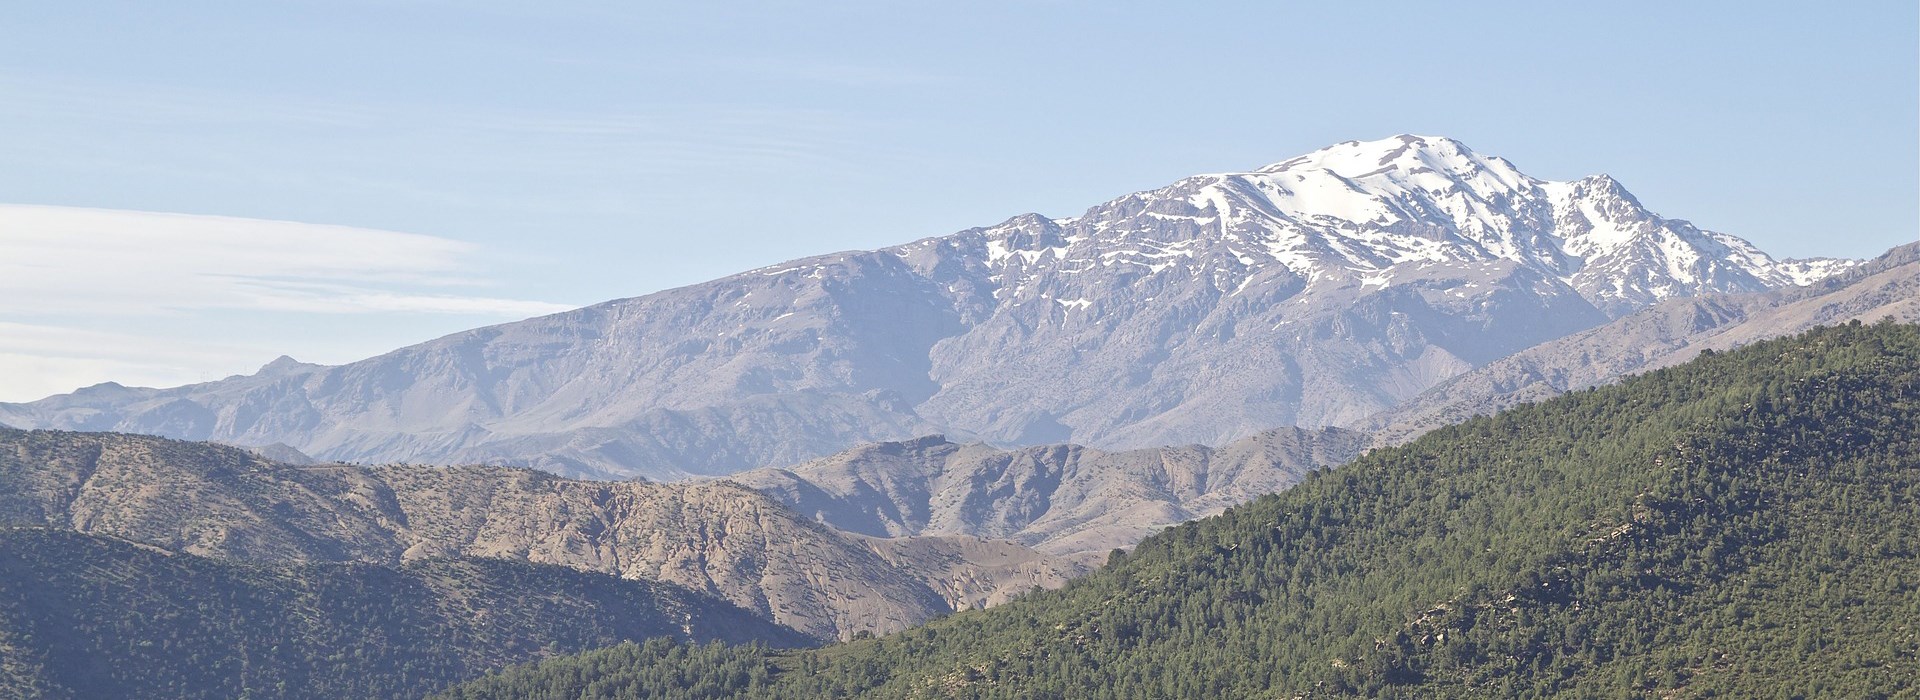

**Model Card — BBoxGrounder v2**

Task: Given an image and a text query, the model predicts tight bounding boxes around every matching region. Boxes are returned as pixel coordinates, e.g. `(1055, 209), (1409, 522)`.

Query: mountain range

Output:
(1, 133), (1912, 699)
(721, 238), (1912, 561)
(0, 135), (1853, 479)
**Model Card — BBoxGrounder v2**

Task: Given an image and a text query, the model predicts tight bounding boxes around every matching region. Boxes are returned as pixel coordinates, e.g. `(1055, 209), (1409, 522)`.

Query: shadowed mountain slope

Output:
(0, 527), (811, 700)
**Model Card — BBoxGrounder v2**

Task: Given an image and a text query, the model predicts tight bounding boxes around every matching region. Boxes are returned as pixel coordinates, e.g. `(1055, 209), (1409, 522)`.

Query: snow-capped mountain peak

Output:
(952, 135), (1850, 316)
(1262, 134), (1518, 182)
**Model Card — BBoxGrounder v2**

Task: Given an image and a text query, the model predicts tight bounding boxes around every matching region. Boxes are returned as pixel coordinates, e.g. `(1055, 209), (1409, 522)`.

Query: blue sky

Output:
(0, 1), (1914, 401)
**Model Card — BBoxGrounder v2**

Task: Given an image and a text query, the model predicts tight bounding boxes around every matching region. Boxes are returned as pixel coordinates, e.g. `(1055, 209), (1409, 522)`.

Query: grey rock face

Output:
(1362, 241), (1920, 445)
(0, 136), (1848, 479)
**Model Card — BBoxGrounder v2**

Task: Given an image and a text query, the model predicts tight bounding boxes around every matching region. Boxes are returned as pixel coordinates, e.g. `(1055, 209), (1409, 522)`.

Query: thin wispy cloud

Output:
(0, 71), (389, 130)
(0, 204), (570, 316)
(536, 53), (947, 89)
(0, 204), (575, 401)
(0, 70), (869, 174)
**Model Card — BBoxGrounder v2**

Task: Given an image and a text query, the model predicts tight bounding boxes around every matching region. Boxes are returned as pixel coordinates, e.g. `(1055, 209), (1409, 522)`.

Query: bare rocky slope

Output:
(1363, 241), (1919, 444)
(730, 426), (1365, 556)
(0, 136), (1849, 479)
(0, 428), (1083, 639)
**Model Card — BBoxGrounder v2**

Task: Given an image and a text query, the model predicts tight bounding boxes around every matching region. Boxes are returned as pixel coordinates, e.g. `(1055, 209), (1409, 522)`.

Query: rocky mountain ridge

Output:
(730, 426), (1366, 556)
(0, 428), (1082, 639)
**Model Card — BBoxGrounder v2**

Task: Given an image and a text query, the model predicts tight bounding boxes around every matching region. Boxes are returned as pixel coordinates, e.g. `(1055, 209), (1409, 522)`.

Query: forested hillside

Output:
(0, 528), (810, 699)
(437, 321), (1920, 699)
